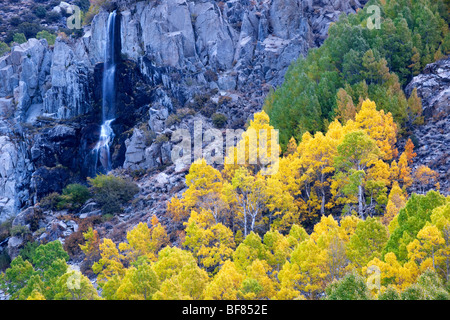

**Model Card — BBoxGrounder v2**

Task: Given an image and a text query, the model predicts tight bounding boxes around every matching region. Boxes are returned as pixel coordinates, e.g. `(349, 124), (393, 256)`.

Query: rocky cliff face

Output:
(0, 0), (367, 224)
(405, 57), (450, 194)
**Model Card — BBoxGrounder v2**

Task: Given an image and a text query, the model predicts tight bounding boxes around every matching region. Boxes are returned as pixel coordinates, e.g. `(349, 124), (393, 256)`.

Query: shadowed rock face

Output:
(0, 0), (367, 221)
(405, 57), (450, 195)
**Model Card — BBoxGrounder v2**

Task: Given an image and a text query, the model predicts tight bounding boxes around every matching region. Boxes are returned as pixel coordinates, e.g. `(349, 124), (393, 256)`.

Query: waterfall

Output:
(93, 11), (117, 173)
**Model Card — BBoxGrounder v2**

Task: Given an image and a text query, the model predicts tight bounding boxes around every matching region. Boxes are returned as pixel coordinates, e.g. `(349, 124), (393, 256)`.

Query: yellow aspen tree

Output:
(223, 111), (279, 179)
(233, 232), (268, 272)
(204, 260), (244, 300)
(365, 159), (391, 212)
(184, 158), (228, 223)
(284, 137), (298, 156)
(263, 229), (292, 272)
(276, 261), (305, 300)
(153, 262), (209, 300)
(149, 215), (170, 253)
(389, 160), (399, 182)
(54, 270), (102, 300)
(26, 290), (46, 300)
(414, 165), (440, 193)
(92, 239), (125, 299)
(407, 224), (445, 270)
(152, 247), (198, 284)
(93, 239), (125, 282)
(265, 175), (297, 232)
(353, 99), (398, 161)
(290, 238), (328, 299)
(404, 138), (417, 165)
(407, 88), (423, 125)
(299, 132), (338, 216)
(365, 252), (418, 292)
(431, 204), (450, 282)
(310, 215), (347, 283)
(116, 261), (159, 300)
(242, 259), (277, 299)
(338, 215), (361, 243)
(326, 119), (346, 142)
(119, 222), (154, 263)
(183, 210), (235, 274)
(286, 224), (309, 248)
(79, 227), (100, 262)
(382, 181), (407, 226)
(346, 217), (388, 270)
(166, 195), (189, 223)
(333, 130), (380, 218)
(230, 168), (267, 236)
(118, 219), (168, 264)
(335, 88), (356, 123)
(398, 152), (413, 188)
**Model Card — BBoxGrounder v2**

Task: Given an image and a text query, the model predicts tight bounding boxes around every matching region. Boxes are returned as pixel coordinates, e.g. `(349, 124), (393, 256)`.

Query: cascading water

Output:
(93, 11), (117, 173)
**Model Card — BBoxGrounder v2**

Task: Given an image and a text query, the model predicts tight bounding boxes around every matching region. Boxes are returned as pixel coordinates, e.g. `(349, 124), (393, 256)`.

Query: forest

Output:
(264, 0), (449, 148)
(0, 0), (449, 300)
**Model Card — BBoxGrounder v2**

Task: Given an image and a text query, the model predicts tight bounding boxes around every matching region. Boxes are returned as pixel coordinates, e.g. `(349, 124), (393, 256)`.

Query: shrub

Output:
(101, 214), (114, 222)
(17, 22), (42, 39)
(130, 169), (146, 179)
(0, 219), (13, 243)
(22, 13), (38, 24)
(39, 192), (60, 211)
(64, 231), (84, 257)
(324, 272), (370, 300)
(155, 134), (169, 144)
(230, 118), (246, 129)
(83, 0), (110, 25)
(200, 105), (215, 118)
(218, 95), (232, 106)
(12, 33), (26, 44)
(204, 69), (218, 82)
(10, 225), (31, 237)
(0, 252), (11, 272)
(28, 208), (43, 232)
(88, 175), (139, 215)
(186, 93), (212, 112)
(378, 286), (400, 300)
(46, 11), (61, 24)
(176, 107), (195, 118)
(9, 16), (21, 27)
(0, 42), (10, 56)
(18, 241), (39, 262)
(34, 6), (47, 19)
(75, 0), (91, 12)
(36, 30), (56, 45)
(57, 184), (91, 211)
(165, 114), (180, 127)
(136, 123), (156, 146)
(211, 113), (228, 128)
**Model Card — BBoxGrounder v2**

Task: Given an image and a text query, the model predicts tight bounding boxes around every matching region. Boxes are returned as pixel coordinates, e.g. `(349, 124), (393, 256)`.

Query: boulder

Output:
(7, 236), (23, 260)
(123, 128), (148, 170)
(149, 106), (169, 133)
(11, 206), (40, 228)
